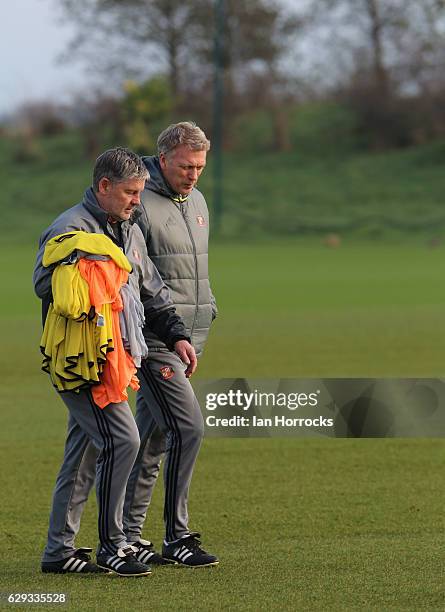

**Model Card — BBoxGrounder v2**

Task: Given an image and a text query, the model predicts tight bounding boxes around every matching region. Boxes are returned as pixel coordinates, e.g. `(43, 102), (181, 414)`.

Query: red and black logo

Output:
(160, 366), (174, 380)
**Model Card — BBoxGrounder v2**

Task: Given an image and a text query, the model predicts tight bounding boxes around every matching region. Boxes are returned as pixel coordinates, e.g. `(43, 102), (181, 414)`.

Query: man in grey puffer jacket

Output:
(123, 122), (219, 567)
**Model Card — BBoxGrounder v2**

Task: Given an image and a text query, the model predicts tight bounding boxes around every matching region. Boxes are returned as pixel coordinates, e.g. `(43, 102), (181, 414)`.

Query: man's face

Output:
(96, 177), (146, 221)
(160, 144), (207, 195)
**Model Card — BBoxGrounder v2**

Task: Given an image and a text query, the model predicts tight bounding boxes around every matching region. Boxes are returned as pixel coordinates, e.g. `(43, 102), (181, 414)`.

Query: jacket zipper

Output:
(180, 202), (199, 337)
(105, 218), (127, 253)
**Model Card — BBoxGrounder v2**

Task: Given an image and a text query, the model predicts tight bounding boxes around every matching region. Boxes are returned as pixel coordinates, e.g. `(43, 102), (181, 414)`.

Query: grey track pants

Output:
(123, 350), (204, 543)
(44, 351), (204, 557)
(42, 390), (139, 562)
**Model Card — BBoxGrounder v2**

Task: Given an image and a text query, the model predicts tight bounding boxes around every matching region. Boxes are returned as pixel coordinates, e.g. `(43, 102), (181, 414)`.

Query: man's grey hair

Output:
(157, 121), (210, 157)
(93, 147), (149, 191)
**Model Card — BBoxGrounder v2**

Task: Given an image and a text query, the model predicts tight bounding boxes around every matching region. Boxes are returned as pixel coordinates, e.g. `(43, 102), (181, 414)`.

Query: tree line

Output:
(10, 0), (445, 154)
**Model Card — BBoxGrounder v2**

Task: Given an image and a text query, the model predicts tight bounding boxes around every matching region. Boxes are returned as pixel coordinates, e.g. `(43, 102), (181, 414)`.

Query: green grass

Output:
(3, 240), (445, 378)
(204, 239), (445, 377)
(1, 240), (444, 610)
(2, 130), (445, 241)
(219, 143), (445, 237)
(2, 112), (444, 609)
(1, 437), (444, 611)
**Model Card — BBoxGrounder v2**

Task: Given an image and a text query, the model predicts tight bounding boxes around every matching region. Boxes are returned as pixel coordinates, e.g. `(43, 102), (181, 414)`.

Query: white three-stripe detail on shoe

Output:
(139, 551), (154, 563)
(62, 558), (87, 572)
(109, 556), (124, 569)
(174, 546), (193, 561)
(62, 558), (75, 570)
(107, 557), (126, 571)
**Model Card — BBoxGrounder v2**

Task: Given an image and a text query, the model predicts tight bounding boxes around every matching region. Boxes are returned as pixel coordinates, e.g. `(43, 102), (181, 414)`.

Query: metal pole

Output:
(213, 0), (224, 234)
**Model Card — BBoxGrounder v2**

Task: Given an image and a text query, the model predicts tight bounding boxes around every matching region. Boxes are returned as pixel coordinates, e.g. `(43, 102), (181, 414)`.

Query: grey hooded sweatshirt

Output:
(137, 156), (217, 357)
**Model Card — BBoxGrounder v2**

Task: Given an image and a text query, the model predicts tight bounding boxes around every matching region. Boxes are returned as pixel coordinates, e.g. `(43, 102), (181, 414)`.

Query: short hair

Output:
(157, 122), (210, 157)
(93, 147), (149, 191)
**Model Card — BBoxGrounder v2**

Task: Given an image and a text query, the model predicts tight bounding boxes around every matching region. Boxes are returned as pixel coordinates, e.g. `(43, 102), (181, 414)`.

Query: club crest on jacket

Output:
(160, 366), (174, 380)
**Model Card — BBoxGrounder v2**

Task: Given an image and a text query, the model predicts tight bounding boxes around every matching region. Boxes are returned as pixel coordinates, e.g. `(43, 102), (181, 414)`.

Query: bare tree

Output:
(56, 0), (301, 108)
(308, 0), (445, 97)
(57, 0), (198, 96)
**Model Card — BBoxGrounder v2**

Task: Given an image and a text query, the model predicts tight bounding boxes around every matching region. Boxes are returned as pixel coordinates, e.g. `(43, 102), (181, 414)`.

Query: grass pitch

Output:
(0, 240), (444, 611)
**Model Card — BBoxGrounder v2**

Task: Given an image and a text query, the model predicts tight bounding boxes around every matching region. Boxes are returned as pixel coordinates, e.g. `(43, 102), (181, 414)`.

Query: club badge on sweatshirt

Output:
(133, 249), (140, 261)
(160, 366), (174, 380)
(196, 215), (206, 227)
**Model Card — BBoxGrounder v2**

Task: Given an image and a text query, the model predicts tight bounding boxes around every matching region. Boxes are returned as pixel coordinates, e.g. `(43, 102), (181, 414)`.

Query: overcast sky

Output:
(0, 0), (85, 116)
(0, 0), (314, 119)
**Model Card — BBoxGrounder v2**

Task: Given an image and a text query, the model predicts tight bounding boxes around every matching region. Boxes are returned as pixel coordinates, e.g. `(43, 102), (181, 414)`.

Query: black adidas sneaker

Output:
(162, 533), (219, 568)
(133, 539), (177, 565)
(42, 547), (109, 574)
(97, 544), (151, 577)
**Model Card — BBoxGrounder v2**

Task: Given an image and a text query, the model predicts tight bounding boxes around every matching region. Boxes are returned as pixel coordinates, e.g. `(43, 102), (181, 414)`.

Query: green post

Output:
(213, 0), (224, 234)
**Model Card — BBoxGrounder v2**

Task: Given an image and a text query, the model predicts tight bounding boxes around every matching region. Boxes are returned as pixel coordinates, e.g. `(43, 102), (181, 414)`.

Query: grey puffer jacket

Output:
(33, 187), (189, 350)
(137, 156), (217, 357)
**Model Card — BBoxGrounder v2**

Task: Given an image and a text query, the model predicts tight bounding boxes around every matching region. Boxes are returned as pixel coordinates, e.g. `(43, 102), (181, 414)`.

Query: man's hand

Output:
(174, 340), (197, 378)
